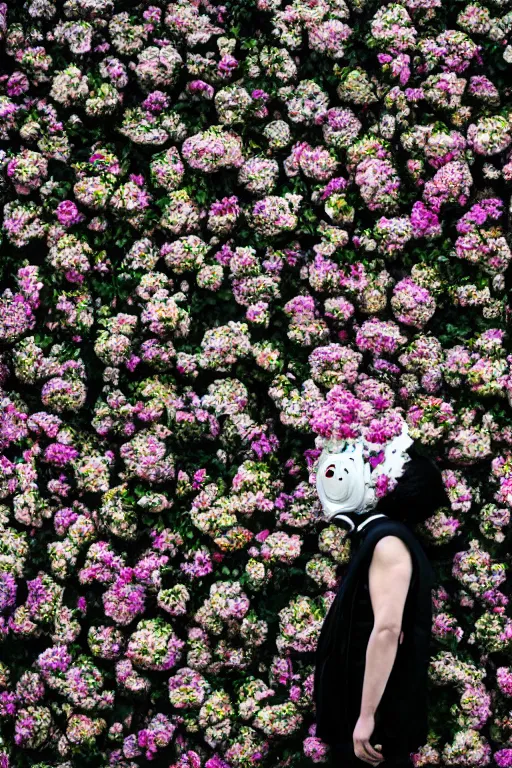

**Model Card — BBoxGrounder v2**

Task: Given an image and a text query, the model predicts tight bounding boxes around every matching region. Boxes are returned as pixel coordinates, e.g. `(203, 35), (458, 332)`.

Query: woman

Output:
(313, 442), (449, 767)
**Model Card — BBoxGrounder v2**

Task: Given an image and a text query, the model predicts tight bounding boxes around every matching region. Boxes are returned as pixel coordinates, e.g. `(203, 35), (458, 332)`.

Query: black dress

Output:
(313, 516), (434, 764)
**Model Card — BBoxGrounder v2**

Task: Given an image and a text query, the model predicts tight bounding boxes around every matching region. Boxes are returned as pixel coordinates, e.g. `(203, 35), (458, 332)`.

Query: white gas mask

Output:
(316, 423), (413, 524)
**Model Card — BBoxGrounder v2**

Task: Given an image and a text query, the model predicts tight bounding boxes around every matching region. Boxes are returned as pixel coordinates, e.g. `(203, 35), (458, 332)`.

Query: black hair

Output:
(375, 445), (450, 526)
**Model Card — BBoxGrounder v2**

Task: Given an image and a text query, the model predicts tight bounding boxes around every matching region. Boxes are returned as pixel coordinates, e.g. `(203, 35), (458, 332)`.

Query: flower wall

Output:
(1, 0), (512, 766)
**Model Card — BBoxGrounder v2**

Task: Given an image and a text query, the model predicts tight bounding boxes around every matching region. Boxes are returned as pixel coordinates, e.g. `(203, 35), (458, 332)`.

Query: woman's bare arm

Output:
(352, 535), (413, 764)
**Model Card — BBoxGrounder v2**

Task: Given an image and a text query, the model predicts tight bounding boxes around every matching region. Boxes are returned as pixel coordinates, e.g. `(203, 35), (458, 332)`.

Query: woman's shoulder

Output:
(360, 518), (429, 564)
(372, 532), (413, 558)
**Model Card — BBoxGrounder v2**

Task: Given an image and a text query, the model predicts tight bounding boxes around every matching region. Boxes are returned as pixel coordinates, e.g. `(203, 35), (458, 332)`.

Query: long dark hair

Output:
(375, 445), (450, 525)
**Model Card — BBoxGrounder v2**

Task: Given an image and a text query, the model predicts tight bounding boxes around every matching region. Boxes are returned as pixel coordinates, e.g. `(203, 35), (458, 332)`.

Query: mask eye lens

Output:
(325, 465), (335, 478)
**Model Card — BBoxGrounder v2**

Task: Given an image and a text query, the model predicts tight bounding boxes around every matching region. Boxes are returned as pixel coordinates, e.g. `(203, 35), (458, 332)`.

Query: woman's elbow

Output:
(373, 623), (402, 641)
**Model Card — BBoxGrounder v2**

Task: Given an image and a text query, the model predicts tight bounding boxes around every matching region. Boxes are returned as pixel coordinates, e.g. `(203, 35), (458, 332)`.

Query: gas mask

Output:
(315, 423), (414, 524)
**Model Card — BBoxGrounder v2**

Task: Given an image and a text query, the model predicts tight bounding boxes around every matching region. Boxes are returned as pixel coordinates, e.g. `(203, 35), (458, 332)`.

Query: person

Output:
(313, 430), (449, 768)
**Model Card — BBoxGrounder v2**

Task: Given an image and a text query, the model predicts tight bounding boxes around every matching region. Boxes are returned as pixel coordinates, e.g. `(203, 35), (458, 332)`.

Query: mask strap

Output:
(332, 513), (356, 532)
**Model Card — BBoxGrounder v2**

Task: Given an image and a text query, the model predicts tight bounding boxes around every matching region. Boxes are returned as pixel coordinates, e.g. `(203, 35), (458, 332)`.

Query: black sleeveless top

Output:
(313, 516), (434, 757)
